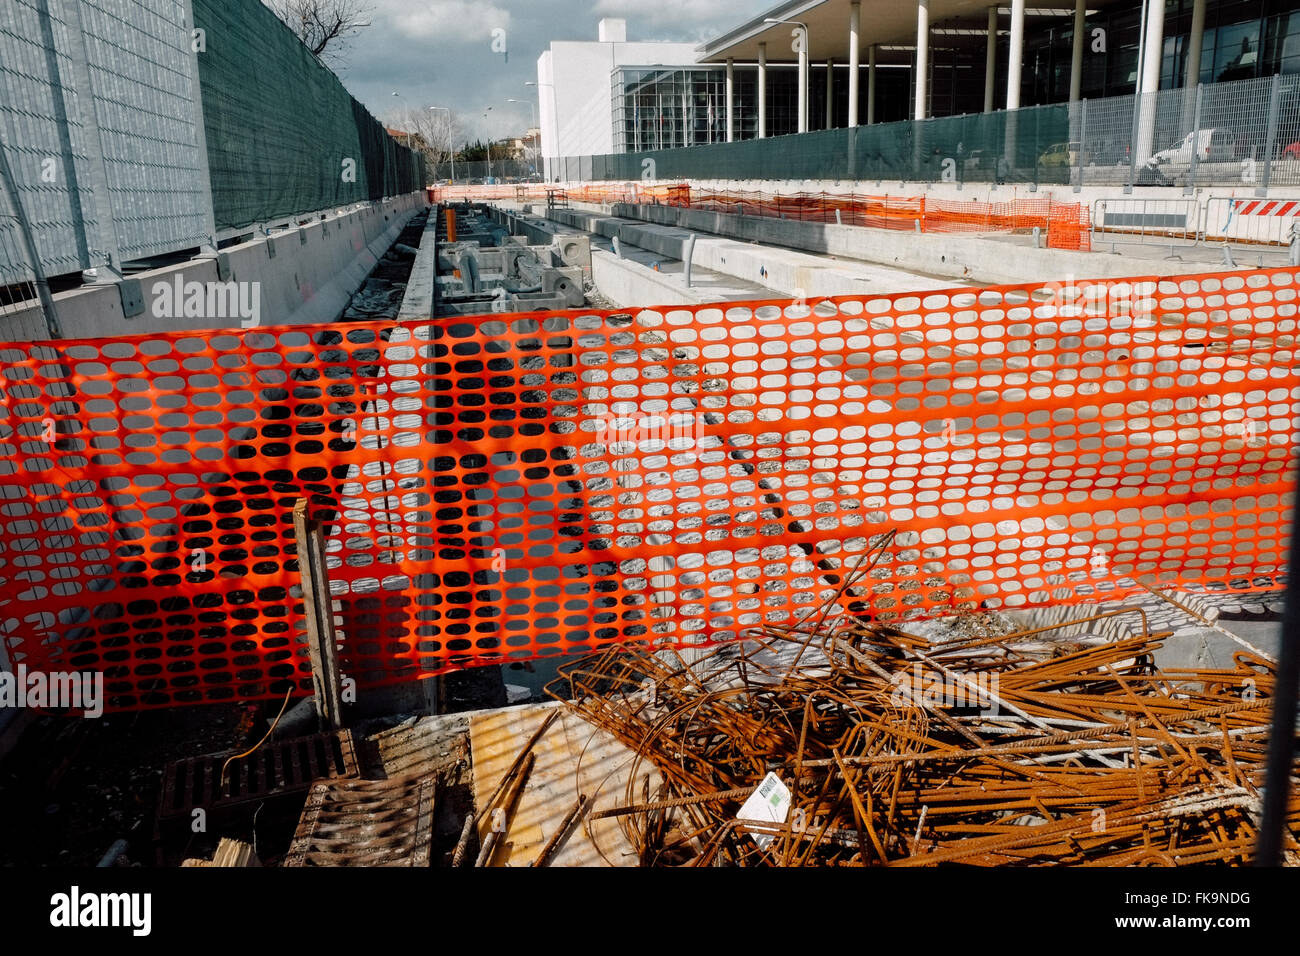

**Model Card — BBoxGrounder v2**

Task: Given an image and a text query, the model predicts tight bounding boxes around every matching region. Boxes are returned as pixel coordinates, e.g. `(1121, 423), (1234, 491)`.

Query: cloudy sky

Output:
(325, 0), (771, 144)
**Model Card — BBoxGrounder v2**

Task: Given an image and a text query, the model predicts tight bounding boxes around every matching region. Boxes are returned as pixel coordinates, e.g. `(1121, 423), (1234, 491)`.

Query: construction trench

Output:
(1, 187), (1298, 869)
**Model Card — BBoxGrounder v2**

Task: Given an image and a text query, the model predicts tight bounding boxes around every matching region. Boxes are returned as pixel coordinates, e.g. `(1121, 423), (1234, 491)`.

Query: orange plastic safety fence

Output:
(1, 268), (1294, 712)
(686, 189), (1090, 248)
(429, 181), (1092, 249)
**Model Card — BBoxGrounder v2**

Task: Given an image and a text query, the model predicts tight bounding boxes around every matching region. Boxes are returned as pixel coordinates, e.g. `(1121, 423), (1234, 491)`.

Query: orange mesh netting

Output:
(431, 182), (1091, 250)
(1, 268), (1294, 711)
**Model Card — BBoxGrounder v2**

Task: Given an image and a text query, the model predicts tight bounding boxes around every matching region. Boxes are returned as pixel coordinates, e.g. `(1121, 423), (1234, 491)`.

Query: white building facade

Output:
(536, 18), (698, 180)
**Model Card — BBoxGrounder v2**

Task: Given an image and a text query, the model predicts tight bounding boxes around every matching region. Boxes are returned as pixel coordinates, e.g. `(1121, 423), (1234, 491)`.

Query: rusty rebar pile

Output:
(546, 581), (1298, 866)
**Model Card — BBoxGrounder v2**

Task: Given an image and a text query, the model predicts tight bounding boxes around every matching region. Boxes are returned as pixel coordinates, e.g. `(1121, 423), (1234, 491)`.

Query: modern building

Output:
(536, 1), (1300, 171)
(535, 18), (698, 177)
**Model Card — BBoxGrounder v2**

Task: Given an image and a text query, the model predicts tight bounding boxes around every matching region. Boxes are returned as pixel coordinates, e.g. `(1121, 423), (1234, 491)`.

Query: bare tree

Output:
(384, 107), (461, 170)
(264, 0), (373, 63)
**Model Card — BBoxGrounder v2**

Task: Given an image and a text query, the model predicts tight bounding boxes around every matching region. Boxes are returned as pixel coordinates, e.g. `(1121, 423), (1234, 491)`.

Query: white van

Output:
(1147, 129), (1236, 166)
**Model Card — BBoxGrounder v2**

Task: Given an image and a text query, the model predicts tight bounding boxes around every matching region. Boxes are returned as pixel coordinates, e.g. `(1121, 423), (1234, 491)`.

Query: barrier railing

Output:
(1203, 197), (1300, 247)
(0, 267), (1294, 712)
(1090, 198), (1203, 246)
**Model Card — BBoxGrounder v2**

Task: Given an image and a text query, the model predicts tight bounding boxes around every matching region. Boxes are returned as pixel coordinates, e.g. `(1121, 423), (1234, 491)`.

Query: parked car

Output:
(1039, 142), (1095, 168)
(1146, 128), (1236, 166)
(1039, 142), (1072, 168)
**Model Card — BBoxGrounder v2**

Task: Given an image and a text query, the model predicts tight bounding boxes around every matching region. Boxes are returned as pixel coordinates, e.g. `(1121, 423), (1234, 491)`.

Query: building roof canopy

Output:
(695, 0), (1134, 64)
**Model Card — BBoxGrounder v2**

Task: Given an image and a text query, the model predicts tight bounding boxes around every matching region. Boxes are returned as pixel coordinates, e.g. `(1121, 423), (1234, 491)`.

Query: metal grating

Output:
(282, 774), (436, 867)
(157, 728), (358, 820)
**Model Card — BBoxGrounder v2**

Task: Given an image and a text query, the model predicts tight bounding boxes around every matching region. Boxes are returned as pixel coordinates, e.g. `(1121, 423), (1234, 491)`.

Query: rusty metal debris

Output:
(475, 752), (535, 867)
(544, 557), (1299, 866)
(531, 795), (590, 868)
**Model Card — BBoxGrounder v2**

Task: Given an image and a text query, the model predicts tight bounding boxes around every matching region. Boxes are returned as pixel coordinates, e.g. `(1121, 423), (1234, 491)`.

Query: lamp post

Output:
(526, 80), (558, 180)
(390, 91), (411, 147)
(483, 107), (493, 182)
(764, 17), (809, 133)
(508, 98), (538, 177)
(429, 106), (455, 183)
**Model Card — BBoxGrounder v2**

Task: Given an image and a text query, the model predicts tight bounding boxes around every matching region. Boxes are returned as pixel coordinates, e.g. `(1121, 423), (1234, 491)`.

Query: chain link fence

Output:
(428, 158), (538, 183)
(550, 74), (1300, 193)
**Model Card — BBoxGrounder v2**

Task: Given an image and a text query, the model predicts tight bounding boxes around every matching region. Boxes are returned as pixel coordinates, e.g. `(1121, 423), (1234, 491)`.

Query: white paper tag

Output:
(736, 773), (791, 849)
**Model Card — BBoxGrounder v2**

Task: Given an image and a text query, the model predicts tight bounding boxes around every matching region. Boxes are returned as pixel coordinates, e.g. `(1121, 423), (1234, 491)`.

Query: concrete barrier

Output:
(546, 206), (954, 297)
(590, 250), (712, 308)
(608, 202), (1206, 285)
(0, 192), (426, 342)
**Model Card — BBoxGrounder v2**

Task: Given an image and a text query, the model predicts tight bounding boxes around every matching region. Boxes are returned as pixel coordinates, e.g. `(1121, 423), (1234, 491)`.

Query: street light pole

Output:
(390, 91), (412, 147)
(429, 106), (455, 183)
(526, 80), (558, 181)
(483, 107), (493, 182)
(508, 98), (538, 177)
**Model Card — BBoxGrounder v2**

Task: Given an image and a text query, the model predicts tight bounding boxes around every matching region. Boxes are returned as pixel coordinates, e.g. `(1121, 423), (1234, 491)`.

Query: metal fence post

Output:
(1125, 90), (1142, 195)
(0, 141), (62, 338)
(1259, 73), (1282, 197)
(181, 0), (219, 253)
(1075, 100), (1086, 194)
(35, 0), (104, 275)
(1184, 83), (1203, 196)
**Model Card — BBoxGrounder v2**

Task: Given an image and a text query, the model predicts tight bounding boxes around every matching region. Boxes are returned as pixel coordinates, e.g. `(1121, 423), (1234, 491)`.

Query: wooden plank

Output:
(293, 499), (343, 729)
(468, 702), (660, 867)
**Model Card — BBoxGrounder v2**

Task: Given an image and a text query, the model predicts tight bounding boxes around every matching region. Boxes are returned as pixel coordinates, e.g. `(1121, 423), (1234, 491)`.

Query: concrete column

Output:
(848, 1), (861, 127)
(1181, 0), (1207, 131)
(1136, 0), (1167, 162)
(915, 0), (929, 121)
(1186, 0), (1207, 87)
(868, 44), (877, 124)
(984, 6), (998, 113)
(798, 29), (808, 133)
(826, 59), (834, 129)
(1007, 0), (1025, 110)
(758, 42), (767, 138)
(1069, 0), (1085, 102)
(1139, 0), (1166, 97)
(726, 57), (735, 142)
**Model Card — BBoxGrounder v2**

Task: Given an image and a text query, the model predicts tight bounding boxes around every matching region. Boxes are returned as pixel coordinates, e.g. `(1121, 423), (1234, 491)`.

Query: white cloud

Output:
(591, 0), (767, 38)
(387, 0), (512, 43)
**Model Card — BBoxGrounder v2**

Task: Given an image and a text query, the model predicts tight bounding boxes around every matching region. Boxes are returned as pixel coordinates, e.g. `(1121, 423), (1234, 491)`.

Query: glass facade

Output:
(613, 65), (804, 151)
(612, 63), (913, 152)
(1018, 0), (1300, 106)
(609, 0), (1300, 152)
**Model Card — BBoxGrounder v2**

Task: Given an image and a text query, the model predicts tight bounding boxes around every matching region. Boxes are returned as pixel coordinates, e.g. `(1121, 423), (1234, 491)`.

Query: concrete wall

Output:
(0, 193), (426, 342)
